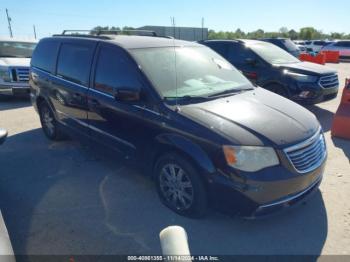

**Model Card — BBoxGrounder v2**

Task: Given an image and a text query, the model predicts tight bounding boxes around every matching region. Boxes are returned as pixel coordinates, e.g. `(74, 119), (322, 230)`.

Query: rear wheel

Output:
(264, 83), (289, 98)
(155, 153), (208, 218)
(38, 102), (66, 141)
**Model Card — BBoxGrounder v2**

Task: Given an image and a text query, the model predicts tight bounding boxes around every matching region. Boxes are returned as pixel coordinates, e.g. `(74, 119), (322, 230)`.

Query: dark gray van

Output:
(29, 32), (326, 218)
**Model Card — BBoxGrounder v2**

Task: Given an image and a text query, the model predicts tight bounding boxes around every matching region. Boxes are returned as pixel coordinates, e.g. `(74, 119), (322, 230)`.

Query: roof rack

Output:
(53, 29), (158, 39)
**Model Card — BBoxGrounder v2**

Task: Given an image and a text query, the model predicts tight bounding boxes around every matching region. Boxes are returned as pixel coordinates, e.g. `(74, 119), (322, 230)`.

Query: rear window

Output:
(31, 40), (59, 74)
(280, 39), (299, 52)
(57, 43), (94, 86)
(314, 41), (326, 46)
(335, 41), (350, 47)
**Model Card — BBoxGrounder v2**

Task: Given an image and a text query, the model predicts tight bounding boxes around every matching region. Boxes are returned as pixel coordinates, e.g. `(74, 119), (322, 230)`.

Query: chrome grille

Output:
(10, 67), (30, 82)
(319, 74), (339, 88)
(284, 130), (327, 173)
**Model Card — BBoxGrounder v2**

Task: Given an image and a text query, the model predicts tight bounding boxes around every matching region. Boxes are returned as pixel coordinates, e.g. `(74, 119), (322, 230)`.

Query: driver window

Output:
(94, 45), (142, 96)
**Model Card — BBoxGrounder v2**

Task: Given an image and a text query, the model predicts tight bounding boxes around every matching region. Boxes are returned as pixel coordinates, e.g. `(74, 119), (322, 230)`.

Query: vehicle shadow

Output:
(0, 96), (31, 111)
(332, 136), (350, 161)
(0, 129), (328, 258)
(305, 105), (334, 132)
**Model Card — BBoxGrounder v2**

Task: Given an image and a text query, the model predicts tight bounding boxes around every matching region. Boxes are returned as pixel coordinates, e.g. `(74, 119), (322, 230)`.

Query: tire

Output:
(38, 101), (66, 141)
(264, 83), (289, 98)
(155, 152), (208, 218)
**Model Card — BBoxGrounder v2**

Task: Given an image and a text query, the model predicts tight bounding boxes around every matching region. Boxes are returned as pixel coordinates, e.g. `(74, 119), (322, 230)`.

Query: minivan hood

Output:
(0, 57), (30, 67)
(274, 61), (336, 76)
(180, 88), (319, 147)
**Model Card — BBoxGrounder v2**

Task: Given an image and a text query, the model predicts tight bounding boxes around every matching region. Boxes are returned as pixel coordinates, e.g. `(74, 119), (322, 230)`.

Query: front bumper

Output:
(208, 158), (325, 218)
(290, 81), (338, 104)
(0, 84), (30, 96)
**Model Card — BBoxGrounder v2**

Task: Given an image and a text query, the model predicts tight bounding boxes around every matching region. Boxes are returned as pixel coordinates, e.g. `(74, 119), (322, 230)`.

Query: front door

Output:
(87, 43), (148, 158)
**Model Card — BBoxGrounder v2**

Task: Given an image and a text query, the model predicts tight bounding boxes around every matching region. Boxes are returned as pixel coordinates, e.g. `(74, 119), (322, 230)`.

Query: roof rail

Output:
(54, 29), (158, 38)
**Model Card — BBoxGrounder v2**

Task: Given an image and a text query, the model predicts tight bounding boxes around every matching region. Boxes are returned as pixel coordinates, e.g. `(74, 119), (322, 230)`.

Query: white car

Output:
(296, 44), (307, 53)
(304, 40), (330, 53)
(0, 38), (37, 97)
(321, 40), (350, 59)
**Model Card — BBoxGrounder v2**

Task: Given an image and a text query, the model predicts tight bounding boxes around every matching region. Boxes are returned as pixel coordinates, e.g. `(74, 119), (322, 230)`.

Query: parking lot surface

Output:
(0, 63), (349, 256)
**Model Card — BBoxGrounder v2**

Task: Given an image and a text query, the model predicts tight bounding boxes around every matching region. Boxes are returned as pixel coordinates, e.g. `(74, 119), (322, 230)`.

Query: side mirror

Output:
(114, 88), (141, 102)
(0, 128), (8, 145)
(245, 58), (257, 66)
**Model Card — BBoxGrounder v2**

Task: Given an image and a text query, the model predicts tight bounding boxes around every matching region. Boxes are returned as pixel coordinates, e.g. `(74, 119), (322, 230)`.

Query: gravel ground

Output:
(0, 63), (349, 256)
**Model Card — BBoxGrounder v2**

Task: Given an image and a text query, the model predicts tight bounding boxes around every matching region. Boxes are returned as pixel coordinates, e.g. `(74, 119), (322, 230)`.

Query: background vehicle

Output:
(259, 38), (301, 57)
(304, 40), (331, 53)
(30, 33), (326, 218)
(0, 128), (7, 145)
(201, 39), (339, 104)
(296, 44), (307, 53)
(321, 40), (350, 59)
(0, 38), (37, 98)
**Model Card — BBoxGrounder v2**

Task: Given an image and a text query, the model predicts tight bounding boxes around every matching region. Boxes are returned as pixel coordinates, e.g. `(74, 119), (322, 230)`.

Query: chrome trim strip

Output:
(284, 128), (322, 153)
(88, 88), (114, 99)
(283, 128), (327, 174)
(133, 105), (161, 116)
(56, 110), (136, 150)
(257, 175), (322, 210)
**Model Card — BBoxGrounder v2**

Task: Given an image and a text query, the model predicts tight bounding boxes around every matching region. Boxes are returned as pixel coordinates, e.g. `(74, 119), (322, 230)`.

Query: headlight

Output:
(0, 67), (11, 82)
(223, 145), (279, 172)
(284, 71), (318, 82)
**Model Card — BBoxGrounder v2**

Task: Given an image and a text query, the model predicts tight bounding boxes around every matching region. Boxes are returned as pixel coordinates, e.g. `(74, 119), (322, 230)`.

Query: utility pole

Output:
(5, 9), (13, 38)
(33, 25), (37, 39)
(170, 17), (176, 38)
(201, 17), (204, 40)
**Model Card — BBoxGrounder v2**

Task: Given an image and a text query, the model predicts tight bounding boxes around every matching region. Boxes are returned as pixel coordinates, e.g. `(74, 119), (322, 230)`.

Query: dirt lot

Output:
(0, 63), (349, 256)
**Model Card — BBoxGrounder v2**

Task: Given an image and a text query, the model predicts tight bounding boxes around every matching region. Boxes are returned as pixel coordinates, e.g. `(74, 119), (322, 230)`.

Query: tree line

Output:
(208, 27), (350, 40)
(92, 26), (350, 40)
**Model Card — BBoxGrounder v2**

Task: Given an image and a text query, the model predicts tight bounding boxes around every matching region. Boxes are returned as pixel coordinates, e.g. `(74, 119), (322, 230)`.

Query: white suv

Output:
(304, 40), (330, 53)
(0, 38), (37, 97)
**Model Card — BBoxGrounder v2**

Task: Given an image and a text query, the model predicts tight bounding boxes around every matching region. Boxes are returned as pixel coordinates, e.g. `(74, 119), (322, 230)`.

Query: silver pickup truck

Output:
(0, 38), (37, 97)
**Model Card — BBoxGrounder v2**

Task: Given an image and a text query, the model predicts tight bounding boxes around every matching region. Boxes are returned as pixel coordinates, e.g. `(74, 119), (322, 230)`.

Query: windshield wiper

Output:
(208, 88), (253, 98)
(164, 95), (209, 101)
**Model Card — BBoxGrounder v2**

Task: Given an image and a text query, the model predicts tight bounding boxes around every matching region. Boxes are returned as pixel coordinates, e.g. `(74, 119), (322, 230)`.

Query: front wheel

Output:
(155, 153), (208, 218)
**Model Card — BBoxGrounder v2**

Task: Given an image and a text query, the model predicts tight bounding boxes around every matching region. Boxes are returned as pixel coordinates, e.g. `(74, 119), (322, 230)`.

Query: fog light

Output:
(299, 91), (311, 98)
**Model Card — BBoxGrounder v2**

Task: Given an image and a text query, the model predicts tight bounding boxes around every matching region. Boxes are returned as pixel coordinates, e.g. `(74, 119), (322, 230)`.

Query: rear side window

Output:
(206, 42), (229, 57)
(31, 40), (59, 73)
(57, 43), (94, 86)
(335, 41), (350, 47)
(94, 45), (142, 96)
(314, 41), (326, 46)
(228, 44), (255, 64)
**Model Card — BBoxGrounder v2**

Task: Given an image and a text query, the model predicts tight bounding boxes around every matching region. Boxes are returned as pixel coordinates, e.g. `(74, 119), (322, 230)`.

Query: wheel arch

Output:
(151, 133), (216, 179)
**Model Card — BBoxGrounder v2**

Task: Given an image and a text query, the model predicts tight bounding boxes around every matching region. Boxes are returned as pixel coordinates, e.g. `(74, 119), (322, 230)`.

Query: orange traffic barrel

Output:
(331, 78), (350, 139)
(320, 51), (340, 63)
(299, 53), (326, 65)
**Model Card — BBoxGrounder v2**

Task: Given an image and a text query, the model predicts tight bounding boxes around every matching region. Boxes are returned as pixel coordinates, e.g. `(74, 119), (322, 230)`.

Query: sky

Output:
(0, 0), (349, 39)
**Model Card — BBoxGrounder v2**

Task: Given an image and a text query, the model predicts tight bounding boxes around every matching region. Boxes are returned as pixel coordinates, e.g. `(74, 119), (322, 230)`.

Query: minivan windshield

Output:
(248, 42), (300, 64)
(130, 46), (252, 99)
(0, 41), (36, 58)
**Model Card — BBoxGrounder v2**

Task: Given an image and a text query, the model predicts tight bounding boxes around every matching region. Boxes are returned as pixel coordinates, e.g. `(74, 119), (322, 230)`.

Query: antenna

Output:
(5, 9), (13, 38)
(170, 16), (179, 111)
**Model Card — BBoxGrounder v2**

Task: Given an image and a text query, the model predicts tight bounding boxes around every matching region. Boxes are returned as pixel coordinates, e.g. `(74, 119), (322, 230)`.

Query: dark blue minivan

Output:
(29, 32), (326, 218)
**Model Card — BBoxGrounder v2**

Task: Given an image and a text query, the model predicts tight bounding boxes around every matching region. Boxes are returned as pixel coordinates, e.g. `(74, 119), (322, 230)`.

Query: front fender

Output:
(155, 133), (216, 174)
